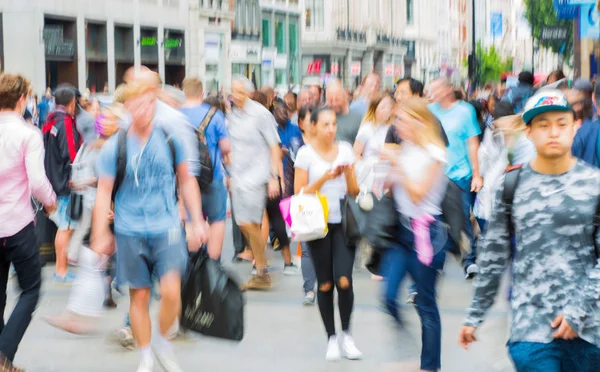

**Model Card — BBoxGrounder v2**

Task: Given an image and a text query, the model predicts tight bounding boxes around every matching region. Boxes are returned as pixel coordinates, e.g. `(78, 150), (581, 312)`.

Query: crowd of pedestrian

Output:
(1, 66), (600, 372)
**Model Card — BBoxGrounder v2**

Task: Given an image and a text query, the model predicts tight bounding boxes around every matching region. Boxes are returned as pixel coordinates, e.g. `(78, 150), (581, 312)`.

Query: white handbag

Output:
(290, 190), (329, 242)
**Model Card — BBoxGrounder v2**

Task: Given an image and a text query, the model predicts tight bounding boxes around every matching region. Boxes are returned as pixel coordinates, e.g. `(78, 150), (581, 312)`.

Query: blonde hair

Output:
(398, 97), (446, 149)
(362, 93), (392, 126)
(120, 77), (156, 102)
(495, 114), (526, 135)
(182, 77), (203, 98)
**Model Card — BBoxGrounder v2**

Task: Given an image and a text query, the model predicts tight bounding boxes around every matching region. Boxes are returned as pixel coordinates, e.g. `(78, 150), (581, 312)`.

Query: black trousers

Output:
(265, 191), (290, 248)
(0, 222), (42, 361)
(307, 223), (356, 338)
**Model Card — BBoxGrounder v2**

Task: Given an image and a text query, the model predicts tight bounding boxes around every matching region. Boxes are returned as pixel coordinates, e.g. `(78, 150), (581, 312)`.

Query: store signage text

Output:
(307, 59), (323, 74)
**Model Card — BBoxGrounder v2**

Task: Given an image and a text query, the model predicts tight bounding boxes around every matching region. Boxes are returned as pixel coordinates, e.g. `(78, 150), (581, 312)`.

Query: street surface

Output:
(9, 219), (515, 372)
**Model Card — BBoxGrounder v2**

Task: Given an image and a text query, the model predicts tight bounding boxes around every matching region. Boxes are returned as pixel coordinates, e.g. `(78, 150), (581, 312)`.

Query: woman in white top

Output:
(353, 93), (393, 190)
(380, 98), (448, 372)
(294, 107), (362, 362)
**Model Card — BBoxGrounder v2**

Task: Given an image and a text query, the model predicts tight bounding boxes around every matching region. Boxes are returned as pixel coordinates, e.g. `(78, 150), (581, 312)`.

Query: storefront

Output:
(301, 54), (345, 86)
(205, 32), (224, 95)
(230, 41), (262, 89)
(114, 25), (134, 85)
(140, 27), (159, 73)
(164, 29), (185, 86)
(44, 18), (78, 89)
(85, 22), (108, 93)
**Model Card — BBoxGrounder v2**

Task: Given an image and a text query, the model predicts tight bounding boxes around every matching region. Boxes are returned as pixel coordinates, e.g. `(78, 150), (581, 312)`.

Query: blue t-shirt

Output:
(428, 101), (481, 181)
(349, 97), (369, 117)
(180, 103), (228, 182)
(97, 128), (186, 237)
(277, 120), (304, 157)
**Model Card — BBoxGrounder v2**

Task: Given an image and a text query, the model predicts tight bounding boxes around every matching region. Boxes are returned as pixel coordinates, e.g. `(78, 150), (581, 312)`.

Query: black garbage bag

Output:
(180, 250), (244, 341)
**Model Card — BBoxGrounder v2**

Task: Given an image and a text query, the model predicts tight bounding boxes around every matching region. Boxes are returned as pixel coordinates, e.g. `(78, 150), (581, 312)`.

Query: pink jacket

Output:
(0, 112), (56, 238)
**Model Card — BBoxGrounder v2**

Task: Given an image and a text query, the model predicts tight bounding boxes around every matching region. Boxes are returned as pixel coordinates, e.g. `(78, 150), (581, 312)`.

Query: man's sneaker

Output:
(251, 266), (257, 276)
(283, 263), (299, 276)
(303, 291), (316, 306)
(325, 335), (341, 361)
(0, 352), (24, 372)
(339, 331), (362, 360)
(53, 272), (76, 284)
(465, 263), (479, 279)
(241, 274), (271, 290)
(107, 326), (136, 350)
(137, 357), (154, 372)
(406, 291), (418, 305)
(154, 349), (183, 372)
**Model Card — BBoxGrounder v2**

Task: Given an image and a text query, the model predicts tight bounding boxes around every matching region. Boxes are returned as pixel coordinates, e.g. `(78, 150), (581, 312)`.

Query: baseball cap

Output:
(522, 89), (572, 125)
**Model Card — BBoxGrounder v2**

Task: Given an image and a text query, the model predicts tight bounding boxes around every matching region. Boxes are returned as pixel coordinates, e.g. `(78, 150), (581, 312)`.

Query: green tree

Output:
(470, 42), (513, 85)
(523, 0), (573, 58)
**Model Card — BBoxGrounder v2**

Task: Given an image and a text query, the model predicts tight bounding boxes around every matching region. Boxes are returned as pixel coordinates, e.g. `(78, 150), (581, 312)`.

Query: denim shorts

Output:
(201, 181), (228, 222)
(48, 195), (78, 231)
(115, 226), (188, 289)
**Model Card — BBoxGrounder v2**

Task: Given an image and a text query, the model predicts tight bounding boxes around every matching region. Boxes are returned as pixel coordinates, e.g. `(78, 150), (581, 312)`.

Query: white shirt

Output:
(355, 123), (390, 160)
(295, 142), (355, 223)
(392, 142), (447, 218)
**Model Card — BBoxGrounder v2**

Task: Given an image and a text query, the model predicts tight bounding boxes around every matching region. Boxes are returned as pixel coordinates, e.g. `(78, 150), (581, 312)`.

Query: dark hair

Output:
(492, 101), (515, 119)
(397, 77), (424, 97)
(310, 106), (334, 125)
(469, 100), (484, 123)
(271, 97), (288, 112)
(252, 91), (268, 108)
(55, 84), (76, 106)
(548, 70), (566, 83)
(203, 96), (225, 112)
(299, 105), (313, 122)
(285, 91), (297, 101)
(595, 82), (600, 100)
(454, 89), (465, 101)
(518, 71), (534, 86)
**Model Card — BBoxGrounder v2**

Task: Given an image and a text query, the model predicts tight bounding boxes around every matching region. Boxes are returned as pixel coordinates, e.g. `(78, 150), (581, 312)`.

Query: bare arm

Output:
(218, 138), (231, 166)
(91, 177), (114, 254)
(270, 145), (282, 178)
(294, 168), (337, 194)
(353, 140), (366, 160)
(468, 136), (481, 178)
(176, 161), (203, 225)
(344, 166), (360, 197)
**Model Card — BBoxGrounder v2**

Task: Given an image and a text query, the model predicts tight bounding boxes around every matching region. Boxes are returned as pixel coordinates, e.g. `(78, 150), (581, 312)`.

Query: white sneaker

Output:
(283, 263), (299, 276)
(154, 349), (183, 372)
(136, 358), (154, 372)
(325, 335), (341, 361)
(339, 331), (362, 360)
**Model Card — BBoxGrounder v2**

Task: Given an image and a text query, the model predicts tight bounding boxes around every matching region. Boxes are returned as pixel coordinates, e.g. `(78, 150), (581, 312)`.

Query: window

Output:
(305, 0), (324, 30)
(275, 19), (285, 53)
(262, 19), (270, 47)
(407, 0), (413, 24)
(235, 0), (243, 32)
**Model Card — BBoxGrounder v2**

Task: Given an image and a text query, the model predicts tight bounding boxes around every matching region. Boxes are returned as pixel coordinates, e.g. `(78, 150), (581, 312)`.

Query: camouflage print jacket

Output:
(465, 161), (600, 348)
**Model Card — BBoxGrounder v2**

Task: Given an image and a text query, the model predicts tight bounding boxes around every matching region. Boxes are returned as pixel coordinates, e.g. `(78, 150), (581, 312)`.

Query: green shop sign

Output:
(141, 37), (182, 48)
(141, 36), (157, 46)
(164, 38), (182, 49)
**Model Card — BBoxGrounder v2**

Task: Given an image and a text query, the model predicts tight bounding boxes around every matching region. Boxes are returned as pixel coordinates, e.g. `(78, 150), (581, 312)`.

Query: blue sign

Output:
(554, 0), (579, 20)
(490, 13), (503, 38)
(580, 3), (600, 39)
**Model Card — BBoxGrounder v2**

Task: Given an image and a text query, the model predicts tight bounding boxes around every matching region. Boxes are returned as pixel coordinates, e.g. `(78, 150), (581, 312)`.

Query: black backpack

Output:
(503, 165), (600, 254)
(196, 107), (217, 192)
(111, 128), (177, 202)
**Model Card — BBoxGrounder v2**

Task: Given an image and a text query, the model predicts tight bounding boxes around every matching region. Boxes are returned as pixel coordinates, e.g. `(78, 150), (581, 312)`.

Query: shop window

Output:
(262, 19), (270, 47)
(275, 19), (285, 54)
(305, 0), (324, 31)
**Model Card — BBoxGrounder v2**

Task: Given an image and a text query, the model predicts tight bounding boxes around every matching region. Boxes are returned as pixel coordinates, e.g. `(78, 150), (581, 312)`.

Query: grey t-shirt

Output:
(335, 108), (363, 145)
(466, 161), (600, 348)
(76, 109), (97, 143)
(228, 99), (281, 189)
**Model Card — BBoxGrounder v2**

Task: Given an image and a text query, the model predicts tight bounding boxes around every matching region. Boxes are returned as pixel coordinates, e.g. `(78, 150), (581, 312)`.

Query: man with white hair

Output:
(327, 79), (363, 145)
(228, 76), (282, 290)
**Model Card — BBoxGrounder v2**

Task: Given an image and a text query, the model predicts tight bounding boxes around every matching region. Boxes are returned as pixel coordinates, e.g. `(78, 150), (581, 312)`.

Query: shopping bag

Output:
(364, 194), (397, 251)
(289, 191), (329, 241)
(341, 196), (363, 249)
(180, 250), (244, 341)
(279, 197), (293, 228)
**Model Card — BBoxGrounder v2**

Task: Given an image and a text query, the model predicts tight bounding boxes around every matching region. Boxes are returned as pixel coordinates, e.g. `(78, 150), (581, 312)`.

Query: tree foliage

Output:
(523, 0), (573, 57)
(476, 42), (513, 84)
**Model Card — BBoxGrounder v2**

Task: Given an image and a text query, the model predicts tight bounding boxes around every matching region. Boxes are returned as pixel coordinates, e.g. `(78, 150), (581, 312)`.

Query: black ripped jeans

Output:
(307, 223), (356, 338)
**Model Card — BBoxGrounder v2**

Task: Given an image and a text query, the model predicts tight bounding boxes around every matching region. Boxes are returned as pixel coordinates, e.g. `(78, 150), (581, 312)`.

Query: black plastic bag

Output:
(440, 179), (465, 260)
(341, 196), (362, 249)
(68, 192), (83, 221)
(180, 250), (244, 341)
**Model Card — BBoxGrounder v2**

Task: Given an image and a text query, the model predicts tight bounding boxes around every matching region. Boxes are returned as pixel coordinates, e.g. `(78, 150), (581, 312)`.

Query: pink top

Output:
(0, 112), (56, 238)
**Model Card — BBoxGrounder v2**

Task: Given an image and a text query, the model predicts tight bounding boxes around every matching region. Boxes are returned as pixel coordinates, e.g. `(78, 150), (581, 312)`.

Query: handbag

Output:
(364, 194), (397, 251)
(289, 191), (329, 241)
(341, 196), (362, 249)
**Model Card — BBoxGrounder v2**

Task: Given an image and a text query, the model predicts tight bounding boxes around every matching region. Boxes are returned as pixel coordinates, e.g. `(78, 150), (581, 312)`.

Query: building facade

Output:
(260, 0), (302, 90)
(301, 0), (407, 90)
(0, 0), (195, 95)
(230, 0), (263, 89)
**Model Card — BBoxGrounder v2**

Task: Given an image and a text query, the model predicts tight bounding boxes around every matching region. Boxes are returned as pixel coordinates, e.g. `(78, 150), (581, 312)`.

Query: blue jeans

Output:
(301, 241), (316, 294)
(382, 219), (445, 371)
(508, 339), (600, 372)
(454, 178), (477, 269)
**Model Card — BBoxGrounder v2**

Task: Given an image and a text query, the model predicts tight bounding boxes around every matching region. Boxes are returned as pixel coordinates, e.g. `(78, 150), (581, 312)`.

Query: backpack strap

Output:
(197, 106), (217, 143)
(502, 164), (523, 238)
(112, 129), (128, 202)
(159, 128), (177, 175)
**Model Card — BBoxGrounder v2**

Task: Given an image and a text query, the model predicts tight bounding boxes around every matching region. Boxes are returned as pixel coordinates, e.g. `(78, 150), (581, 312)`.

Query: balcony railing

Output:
(335, 28), (366, 43)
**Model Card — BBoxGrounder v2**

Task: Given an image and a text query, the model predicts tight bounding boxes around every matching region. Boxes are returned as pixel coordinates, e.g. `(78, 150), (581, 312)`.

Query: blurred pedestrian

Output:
(350, 72), (382, 117)
(327, 79), (363, 145)
(0, 73), (57, 372)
